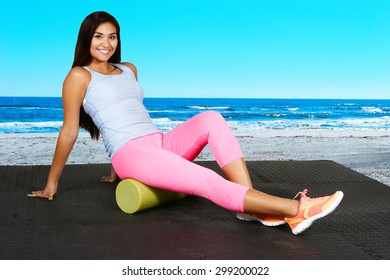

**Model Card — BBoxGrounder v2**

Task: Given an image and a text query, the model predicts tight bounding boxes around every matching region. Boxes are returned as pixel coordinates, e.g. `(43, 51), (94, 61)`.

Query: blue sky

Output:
(1, 0), (389, 99)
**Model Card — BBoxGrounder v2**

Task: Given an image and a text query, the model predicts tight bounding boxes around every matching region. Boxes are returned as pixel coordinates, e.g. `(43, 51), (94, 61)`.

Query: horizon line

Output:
(1, 96), (390, 101)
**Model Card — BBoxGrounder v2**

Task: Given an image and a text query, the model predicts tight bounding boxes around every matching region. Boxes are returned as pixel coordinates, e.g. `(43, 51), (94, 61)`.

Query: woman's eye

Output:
(94, 35), (102, 39)
(110, 36), (117, 40)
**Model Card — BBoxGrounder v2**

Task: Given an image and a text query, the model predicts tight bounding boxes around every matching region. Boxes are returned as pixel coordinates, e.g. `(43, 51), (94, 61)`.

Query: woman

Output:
(28, 11), (343, 235)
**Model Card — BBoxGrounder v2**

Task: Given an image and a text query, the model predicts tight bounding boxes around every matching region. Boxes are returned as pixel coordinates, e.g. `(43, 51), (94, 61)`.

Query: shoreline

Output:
(1, 129), (389, 186)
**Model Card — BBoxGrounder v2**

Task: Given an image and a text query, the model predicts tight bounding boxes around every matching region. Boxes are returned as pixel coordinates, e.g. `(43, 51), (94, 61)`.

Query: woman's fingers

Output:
(100, 176), (110, 182)
(100, 175), (119, 183)
(27, 190), (54, 200)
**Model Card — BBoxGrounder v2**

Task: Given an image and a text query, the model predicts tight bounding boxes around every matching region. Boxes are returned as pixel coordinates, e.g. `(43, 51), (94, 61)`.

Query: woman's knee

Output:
(197, 110), (226, 128)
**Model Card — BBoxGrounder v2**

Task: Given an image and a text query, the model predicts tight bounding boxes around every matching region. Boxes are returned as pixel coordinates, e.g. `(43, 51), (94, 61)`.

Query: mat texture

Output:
(1, 160), (389, 260)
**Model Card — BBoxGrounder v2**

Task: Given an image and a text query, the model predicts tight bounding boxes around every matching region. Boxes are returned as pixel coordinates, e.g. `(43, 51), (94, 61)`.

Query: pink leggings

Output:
(112, 110), (250, 213)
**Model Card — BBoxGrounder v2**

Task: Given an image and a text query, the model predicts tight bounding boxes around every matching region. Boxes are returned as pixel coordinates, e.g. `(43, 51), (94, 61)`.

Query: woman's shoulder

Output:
(68, 66), (90, 77)
(67, 66), (90, 80)
(119, 62), (138, 79)
(121, 62), (137, 72)
(64, 66), (91, 87)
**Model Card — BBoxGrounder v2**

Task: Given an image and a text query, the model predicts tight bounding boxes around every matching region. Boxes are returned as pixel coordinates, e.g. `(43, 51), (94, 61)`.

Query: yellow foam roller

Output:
(115, 179), (186, 214)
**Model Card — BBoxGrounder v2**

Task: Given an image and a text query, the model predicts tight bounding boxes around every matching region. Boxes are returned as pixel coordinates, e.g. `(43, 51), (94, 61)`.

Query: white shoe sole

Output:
(236, 213), (286, 227)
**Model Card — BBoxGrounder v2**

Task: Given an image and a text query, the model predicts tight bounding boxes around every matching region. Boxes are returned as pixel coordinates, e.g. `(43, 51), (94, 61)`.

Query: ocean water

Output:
(0, 96), (389, 134)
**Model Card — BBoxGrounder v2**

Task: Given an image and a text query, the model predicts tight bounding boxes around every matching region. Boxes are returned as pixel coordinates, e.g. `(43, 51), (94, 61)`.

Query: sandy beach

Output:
(1, 129), (389, 187)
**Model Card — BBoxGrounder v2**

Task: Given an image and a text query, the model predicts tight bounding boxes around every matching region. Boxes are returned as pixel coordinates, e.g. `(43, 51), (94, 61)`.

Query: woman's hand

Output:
(100, 174), (120, 183)
(27, 182), (57, 200)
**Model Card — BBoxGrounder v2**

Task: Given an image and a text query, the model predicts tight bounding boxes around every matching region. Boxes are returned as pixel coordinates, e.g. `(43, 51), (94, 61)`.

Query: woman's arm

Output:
(28, 67), (89, 200)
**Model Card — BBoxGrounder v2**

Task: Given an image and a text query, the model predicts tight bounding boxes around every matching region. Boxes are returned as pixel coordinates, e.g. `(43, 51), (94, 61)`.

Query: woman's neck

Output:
(87, 62), (117, 75)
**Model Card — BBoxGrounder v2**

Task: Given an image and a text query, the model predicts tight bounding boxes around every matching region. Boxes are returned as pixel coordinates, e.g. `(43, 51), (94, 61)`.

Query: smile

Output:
(97, 49), (111, 54)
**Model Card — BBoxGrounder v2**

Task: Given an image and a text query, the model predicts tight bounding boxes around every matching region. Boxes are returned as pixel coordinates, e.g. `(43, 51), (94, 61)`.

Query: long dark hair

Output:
(72, 11), (121, 140)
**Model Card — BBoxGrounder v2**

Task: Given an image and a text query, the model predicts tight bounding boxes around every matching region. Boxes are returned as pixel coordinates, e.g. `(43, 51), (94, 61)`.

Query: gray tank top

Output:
(82, 63), (160, 157)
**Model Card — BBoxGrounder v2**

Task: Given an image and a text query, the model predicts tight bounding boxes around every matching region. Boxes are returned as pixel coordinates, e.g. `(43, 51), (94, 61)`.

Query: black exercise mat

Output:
(0, 160), (389, 260)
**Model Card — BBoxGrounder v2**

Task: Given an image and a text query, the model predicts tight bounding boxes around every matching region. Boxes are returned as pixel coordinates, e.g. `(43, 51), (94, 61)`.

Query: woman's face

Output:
(90, 22), (118, 63)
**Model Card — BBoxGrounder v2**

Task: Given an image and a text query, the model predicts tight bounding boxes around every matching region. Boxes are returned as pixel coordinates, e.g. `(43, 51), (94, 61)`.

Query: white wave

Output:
(148, 110), (178, 113)
(21, 107), (62, 111)
(2, 116), (389, 134)
(249, 107), (269, 111)
(227, 116), (390, 131)
(0, 106), (61, 111)
(151, 118), (183, 132)
(265, 113), (285, 118)
(341, 116), (389, 127)
(287, 108), (299, 111)
(186, 106), (230, 110)
(152, 118), (172, 123)
(158, 115), (387, 131)
(362, 106), (383, 113)
(0, 121), (63, 128)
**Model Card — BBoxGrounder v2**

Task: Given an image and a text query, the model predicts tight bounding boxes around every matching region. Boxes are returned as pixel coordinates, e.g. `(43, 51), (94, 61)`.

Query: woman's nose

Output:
(101, 37), (109, 47)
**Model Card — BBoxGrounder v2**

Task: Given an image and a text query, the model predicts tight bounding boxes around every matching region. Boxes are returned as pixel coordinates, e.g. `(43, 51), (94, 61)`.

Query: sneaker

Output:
(236, 213), (286, 226)
(285, 189), (344, 235)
